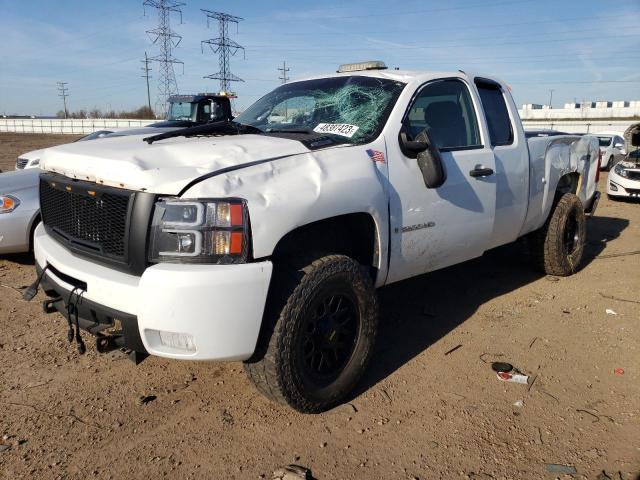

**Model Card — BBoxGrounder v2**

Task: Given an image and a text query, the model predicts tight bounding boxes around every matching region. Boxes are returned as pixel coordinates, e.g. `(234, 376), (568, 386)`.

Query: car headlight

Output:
(148, 198), (249, 264)
(0, 194), (20, 214)
(614, 163), (629, 178)
(30, 159), (40, 167)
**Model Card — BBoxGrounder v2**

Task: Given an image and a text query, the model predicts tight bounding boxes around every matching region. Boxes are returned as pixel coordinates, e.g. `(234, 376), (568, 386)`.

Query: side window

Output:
(475, 80), (513, 146)
(615, 136), (624, 147)
(404, 79), (481, 151)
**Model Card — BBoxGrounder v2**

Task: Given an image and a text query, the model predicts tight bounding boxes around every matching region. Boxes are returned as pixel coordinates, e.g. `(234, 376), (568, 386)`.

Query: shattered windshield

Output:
(168, 102), (195, 121)
(235, 76), (406, 144)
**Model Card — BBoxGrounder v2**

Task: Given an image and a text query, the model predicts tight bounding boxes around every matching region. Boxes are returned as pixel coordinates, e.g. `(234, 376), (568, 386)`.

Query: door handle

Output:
(469, 167), (494, 178)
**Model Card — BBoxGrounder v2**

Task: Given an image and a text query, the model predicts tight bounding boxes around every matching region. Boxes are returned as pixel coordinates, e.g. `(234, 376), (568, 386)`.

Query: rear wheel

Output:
(530, 193), (586, 276)
(244, 254), (378, 413)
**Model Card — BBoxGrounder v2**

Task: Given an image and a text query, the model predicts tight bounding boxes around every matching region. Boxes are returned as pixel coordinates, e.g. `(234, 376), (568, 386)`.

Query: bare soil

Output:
(0, 133), (83, 171)
(0, 133), (638, 479)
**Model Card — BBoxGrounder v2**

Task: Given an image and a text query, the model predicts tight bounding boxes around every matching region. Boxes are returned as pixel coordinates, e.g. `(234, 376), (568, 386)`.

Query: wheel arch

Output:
(268, 212), (381, 282)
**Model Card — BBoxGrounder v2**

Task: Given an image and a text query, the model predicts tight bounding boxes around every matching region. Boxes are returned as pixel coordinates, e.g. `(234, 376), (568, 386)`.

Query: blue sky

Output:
(1, 0), (639, 116)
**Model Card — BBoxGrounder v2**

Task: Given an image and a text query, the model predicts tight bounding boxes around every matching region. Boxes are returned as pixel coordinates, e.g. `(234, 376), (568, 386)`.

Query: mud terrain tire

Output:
(530, 193), (586, 276)
(244, 255), (378, 413)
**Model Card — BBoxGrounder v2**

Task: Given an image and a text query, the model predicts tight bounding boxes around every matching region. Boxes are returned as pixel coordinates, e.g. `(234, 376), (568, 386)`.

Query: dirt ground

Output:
(0, 133), (638, 479)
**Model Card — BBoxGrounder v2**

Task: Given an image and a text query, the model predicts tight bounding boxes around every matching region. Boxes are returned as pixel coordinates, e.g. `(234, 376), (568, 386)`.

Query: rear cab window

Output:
(474, 79), (514, 146)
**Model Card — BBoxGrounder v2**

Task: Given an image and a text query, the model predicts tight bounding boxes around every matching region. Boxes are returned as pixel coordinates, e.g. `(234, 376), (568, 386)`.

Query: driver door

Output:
(386, 79), (497, 284)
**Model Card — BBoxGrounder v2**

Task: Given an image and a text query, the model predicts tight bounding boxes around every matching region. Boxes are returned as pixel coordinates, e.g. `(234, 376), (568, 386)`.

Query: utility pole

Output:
(278, 61), (290, 84)
(57, 82), (69, 118)
(141, 51), (153, 113)
(201, 10), (244, 93)
(143, 0), (185, 117)
(548, 89), (554, 109)
(277, 61), (290, 119)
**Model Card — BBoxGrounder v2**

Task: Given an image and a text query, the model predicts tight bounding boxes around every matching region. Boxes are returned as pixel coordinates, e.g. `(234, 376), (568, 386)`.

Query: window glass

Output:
(597, 136), (612, 147)
(475, 81), (513, 146)
(404, 80), (481, 150)
(235, 76), (406, 144)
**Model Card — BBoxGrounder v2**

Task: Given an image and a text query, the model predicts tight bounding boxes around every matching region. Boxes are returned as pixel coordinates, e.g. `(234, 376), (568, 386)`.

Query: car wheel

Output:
(530, 193), (586, 276)
(244, 254), (378, 413)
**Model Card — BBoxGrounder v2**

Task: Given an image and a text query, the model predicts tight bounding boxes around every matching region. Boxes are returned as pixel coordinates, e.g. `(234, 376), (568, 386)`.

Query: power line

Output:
(143, 0), (185, 117)
(141, 51), (153, 113)
(57, 82), (69, 118)
(278, 61), (290, 84)
(201, 10), (245, 93)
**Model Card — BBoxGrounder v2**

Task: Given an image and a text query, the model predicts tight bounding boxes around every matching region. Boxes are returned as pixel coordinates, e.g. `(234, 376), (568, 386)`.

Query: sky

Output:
(1, 0), (639, 116)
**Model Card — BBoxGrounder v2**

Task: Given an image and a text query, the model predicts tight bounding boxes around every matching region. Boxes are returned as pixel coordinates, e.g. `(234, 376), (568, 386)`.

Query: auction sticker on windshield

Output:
(313, 123), (360, 138)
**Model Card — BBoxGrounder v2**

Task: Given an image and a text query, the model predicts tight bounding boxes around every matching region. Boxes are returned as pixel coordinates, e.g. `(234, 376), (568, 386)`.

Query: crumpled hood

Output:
(40, 133), (310, 194)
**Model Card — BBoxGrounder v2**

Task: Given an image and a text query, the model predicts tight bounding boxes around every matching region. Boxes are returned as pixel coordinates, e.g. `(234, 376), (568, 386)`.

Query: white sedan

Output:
(607, 150), (640, 199)
(0, 168), (41, 254)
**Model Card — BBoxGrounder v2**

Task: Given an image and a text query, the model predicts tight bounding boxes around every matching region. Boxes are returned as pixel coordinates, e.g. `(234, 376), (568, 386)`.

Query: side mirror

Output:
(399, 129), (445, 189)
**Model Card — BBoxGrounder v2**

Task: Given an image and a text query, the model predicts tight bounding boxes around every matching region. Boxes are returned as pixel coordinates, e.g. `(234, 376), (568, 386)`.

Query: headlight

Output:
(148, 198), (249, 264)
(614, 163), (629, 178)
(0, 195), (20, 214)
(30, 159), (40, 167)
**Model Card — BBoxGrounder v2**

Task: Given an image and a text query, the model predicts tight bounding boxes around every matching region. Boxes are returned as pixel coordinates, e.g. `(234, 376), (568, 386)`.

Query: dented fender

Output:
(180, 142), (391, 286)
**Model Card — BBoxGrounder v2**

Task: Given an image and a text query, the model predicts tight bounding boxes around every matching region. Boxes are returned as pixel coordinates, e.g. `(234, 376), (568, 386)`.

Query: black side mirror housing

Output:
(399, 129), (446, 189)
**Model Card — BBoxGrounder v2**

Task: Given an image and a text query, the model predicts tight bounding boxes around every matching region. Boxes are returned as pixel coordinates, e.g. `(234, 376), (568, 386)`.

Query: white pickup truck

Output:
(27, 61), (600, 413)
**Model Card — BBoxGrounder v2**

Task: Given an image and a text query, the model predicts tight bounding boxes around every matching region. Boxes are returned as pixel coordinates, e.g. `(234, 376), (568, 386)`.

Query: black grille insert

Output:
(40, 177), (133, 261)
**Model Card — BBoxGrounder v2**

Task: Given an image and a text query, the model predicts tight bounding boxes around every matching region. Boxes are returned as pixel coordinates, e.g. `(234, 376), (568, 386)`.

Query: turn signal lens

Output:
(0, 195), (20, 214)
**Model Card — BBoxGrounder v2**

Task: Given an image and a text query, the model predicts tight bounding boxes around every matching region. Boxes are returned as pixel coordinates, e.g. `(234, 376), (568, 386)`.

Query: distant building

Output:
(519, 100), (640, 120)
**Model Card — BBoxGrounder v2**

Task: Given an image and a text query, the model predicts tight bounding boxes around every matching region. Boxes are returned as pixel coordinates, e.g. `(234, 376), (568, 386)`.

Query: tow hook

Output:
(42, 296), (62, 314)
(96, 334), (123, 354)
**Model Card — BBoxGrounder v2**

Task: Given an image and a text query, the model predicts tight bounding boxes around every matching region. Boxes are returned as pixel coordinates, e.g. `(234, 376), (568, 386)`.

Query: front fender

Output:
(180, 144), (390, 281)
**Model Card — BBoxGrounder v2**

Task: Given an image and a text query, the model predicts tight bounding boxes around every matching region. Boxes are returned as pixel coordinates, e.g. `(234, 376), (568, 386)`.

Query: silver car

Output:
(597, 132), (626, 170)
(0, 168), (41, 254)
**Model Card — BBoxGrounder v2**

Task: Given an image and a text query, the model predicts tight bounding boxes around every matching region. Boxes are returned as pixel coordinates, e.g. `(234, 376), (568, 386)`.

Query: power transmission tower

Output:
(278, 61), (290, 84)
(201, 10), (244, 93)
(141, 52), (153, 114)
(143, 0), (184, 117)
(57, 82), (69, 118)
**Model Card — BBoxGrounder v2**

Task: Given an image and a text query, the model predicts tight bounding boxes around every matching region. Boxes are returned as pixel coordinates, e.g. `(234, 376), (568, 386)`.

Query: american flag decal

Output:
(366, 149), (385, 163)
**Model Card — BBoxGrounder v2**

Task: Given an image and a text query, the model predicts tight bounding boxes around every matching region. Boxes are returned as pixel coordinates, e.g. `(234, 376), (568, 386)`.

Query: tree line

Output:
(56, 106), (156, 119)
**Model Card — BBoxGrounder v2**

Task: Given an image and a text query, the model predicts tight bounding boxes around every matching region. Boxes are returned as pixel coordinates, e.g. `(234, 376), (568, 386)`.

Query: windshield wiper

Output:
(143, 120), (263, 144)
(265, 128), (314, 134)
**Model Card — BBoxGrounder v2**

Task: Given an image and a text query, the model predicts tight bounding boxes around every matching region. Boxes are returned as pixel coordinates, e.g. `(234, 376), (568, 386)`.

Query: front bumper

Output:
(607, 176), (640, 198)
(34, 224), (273, 361)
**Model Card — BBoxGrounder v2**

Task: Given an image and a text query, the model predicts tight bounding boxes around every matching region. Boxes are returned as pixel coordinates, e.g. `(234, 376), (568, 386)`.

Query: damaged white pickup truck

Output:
(27, 61), (600, 412)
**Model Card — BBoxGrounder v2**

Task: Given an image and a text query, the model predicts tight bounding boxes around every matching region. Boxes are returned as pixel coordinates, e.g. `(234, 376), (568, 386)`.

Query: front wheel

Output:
(244, 255), (378, 413)
(530, 193), (586, 276)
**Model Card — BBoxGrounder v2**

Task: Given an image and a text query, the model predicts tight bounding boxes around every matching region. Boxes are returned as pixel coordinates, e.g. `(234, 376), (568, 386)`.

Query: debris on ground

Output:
(444, 344), (462, 356)
(544, 463), (577, 474)
(605, 308), (618, 316)
(137, 395), (157, 405)
(491, 362), (529, 384)
(614, 368), (624, 376)
(272, 464), (314, 480)
(513, 400), (524, 408)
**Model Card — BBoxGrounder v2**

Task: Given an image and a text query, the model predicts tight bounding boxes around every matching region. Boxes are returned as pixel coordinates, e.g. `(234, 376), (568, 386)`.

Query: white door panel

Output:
(387, 146), (496, 283)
